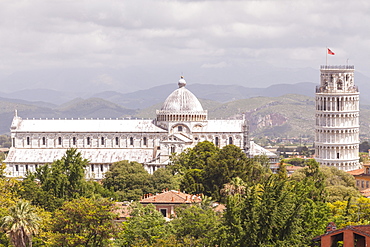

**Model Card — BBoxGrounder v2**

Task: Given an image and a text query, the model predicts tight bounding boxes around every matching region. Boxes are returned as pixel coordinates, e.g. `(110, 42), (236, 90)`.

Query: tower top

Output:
(321, 65), (354, 70)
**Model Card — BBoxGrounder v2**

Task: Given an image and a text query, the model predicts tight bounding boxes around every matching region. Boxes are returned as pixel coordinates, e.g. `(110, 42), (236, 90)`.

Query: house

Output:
(313, 222), (370, 247)
(139, 189), (202, 218)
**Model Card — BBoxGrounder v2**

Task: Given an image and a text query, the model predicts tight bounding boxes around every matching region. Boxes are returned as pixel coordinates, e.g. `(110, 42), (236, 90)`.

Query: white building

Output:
(315, 65), (360, 171)
(5, 77), (254, 179)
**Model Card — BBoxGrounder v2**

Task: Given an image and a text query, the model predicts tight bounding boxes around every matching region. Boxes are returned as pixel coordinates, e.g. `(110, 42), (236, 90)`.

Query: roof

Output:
(198, 119), (245, 133)
(140, 190), (202, 204)
(161, 83), (204, 112)
(360, 188), (370, 197)
(347, 168), (365, 176)
(11, 118), (167, 133)
(313, 225), (370, 241)
(249, 141), (278, 157)
(5, 148), (155, 164)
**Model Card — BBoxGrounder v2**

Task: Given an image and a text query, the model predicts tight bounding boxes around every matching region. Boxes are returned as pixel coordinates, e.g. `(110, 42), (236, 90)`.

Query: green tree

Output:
(149, 167), (180, 193)
(48, 197), (116, 247)
(115, 202), (169, 246)
(103, 160), (152, 201)
(170, 203), (221, 246)
(1, 200), (40, 247)
(291, 164), (361, 202)
(19, 148), (91, 211)
(220, 172), (329, 247)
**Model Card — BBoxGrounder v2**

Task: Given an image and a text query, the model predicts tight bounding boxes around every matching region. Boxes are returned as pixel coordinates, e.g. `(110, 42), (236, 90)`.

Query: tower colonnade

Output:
(315, 65), (360, 171)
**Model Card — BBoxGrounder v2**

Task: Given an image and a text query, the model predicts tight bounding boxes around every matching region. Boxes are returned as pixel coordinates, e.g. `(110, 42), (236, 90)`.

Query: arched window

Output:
(27, 137), (30, 145)
(42, 137), (46, 145)
(130, 137), (134, 146)
(73, 137), (76, 145)
(58, 137), (62, 145)
(101, 137), (104, 145)
(215, 137), (219, 147)
(115, 137), (119, 146)
(229, 137), (233, 145)
(87, 137), (90, 145)
(171, 146), (175, 153)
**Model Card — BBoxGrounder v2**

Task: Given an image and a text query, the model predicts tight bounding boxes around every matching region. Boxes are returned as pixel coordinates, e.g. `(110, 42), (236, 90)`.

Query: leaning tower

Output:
(315, 65), (360, 171)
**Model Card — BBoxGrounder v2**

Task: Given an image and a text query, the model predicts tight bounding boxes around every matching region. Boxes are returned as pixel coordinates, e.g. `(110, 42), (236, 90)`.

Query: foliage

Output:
(291, 164), (361, 202)
(103, 160), (152, 201)
(149, 168), (180, 193)
(47, 197), (117, 247)
(360, 141), (370, 153)
(219, 162), (329, 247)
(282, 157), (312, 167)
(172, 142), (270, 202)
(19, 148), (91, 211)
(170, 203), (221, 245)
(327, 197), (370, 228)
(0, 200), (40, 247)
(115, 202), (169, 246)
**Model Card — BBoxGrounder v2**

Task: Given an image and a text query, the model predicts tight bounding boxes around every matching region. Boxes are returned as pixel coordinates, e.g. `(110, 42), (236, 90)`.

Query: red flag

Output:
(327, 48), (335, 55)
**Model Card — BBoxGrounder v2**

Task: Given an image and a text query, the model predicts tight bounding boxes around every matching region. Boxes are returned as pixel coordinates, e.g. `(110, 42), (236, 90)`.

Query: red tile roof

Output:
(140, 190), (202, 204)
(347, 168), (365, 176)
(361, 188), (370, 197)
(113, 202), (132, 219)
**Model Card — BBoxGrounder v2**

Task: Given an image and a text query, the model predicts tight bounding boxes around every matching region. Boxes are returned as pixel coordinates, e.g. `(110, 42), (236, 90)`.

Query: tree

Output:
(149, 167), (180, 193)
(170, 203), (221, 246)
(115, 202), (169, 246)
(220, 171), (329, 247)
(1, 200), (40, 247)
(19, 148), (91, 211)
(291, 163), (361, 202)
(48, 197), (117, 247)
(103, 160), (152, 201)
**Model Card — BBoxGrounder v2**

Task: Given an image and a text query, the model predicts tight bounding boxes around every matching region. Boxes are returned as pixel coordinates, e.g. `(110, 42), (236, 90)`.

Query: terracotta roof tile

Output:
(140, 190), (202, 204)
(347, 168), (364, 176)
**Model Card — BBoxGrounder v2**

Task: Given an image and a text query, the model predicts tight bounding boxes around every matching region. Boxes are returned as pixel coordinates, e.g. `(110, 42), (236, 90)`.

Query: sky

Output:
(0, 0), (369, 94)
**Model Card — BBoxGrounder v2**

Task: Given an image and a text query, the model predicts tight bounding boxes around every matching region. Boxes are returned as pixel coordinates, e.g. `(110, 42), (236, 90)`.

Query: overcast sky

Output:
(0, 0), (369, 93)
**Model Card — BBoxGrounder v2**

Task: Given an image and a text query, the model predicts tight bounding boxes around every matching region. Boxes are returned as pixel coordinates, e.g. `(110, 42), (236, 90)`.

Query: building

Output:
(313, 222), (370, 247)
(315, 65), (360, 171)
(4, 76), (253, 179)
(140, 190), (202, 218)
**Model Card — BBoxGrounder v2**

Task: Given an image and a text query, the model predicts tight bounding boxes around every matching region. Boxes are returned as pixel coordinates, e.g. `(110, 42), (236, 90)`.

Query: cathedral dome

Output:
(156, 76), (207, 122)
(161, 77), (204, 112)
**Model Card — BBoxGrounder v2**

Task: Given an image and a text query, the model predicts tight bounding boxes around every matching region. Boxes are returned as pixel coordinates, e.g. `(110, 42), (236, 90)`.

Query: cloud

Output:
(0, 0), (369, 91)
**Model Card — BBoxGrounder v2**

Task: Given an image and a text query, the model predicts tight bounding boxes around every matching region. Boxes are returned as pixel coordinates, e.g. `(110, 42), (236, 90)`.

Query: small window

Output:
(337, 153), (340, 159)
(35, 164), (38, 170)
(15, 165), (19, 172)
(25, 165), (28, 171)
(27, 137), (30, 145)
(58, 137), (62, 145)
(73, 137), (76, 145)
(100, 164), (104, 172)
(160, 209), (167, 217)
(130, 137), (134, 146)
(178, 126), (183, 132)
(229, 137), (233, 145)
(12, 138), (15, 147)
(91, 164), (94, 172)
(337, 81), (343, 90)
(171, 146), (175, 153)
(101, 137), (104, 145)
(115, 137), (119, 146)
(143, 137), (147, 146)
(87, 137), (90, 145)
(215, 137), (219, 147)
(42, 137), (46, 145)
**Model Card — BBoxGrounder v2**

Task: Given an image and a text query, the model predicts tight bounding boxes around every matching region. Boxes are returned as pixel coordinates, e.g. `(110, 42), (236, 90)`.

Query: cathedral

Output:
(4, 76), (259, 179)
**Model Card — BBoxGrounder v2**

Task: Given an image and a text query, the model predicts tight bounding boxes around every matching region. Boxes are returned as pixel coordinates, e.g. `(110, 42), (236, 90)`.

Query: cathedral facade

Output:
(5, 77), (250, 179)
